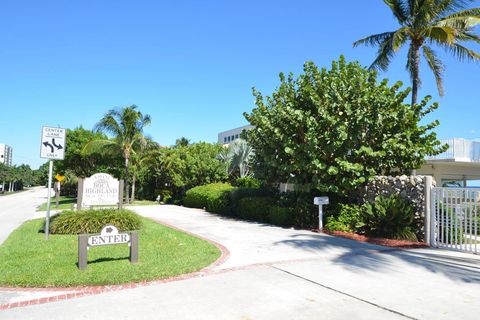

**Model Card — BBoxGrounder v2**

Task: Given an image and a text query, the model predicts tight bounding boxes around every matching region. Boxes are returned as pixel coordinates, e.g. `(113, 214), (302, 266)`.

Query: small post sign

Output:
(313, 196), (329, 231)
(40, 126), (66, 240)
(40, 127), (66, 160)
(78, 225), (138, 270)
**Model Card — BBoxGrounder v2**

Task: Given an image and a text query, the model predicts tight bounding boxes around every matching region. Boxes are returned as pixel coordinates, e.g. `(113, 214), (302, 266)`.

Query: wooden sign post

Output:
(78, 225), (138, 270)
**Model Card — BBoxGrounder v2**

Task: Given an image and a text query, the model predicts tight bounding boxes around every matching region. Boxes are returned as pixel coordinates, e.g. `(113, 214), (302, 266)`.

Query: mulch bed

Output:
(321, 230), (429, 249)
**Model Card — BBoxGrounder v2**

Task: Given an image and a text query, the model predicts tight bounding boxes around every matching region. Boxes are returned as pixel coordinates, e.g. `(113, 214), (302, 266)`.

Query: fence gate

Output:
(431, 187), (480, 254)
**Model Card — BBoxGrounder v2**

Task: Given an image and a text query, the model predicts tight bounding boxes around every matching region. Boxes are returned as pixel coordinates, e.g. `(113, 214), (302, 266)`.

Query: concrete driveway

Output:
(1, 205), (479, 319)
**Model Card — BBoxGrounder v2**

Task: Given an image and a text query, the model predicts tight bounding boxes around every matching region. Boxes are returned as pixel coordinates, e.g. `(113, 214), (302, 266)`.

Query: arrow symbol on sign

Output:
(52, 139), (63, 150)
(43, 141), (54, 153)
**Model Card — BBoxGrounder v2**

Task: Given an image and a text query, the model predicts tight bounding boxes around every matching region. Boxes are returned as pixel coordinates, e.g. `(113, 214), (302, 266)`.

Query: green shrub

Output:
(268, 206), (293, 227)
(48, 209), (142, 234)
(234, 177), (261, 188)
(229, 187), (271, 215)
(237, 197), (274, 222)
(361, 195), (417, 241)
(292, 195), (318, 228)
(183, 183), (236, 214)
(156, 189), (173, 204)
(325, 204), (363, 232)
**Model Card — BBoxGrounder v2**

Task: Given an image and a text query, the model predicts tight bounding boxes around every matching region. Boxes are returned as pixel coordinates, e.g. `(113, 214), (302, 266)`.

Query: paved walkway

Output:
(1, 204), (479, 319)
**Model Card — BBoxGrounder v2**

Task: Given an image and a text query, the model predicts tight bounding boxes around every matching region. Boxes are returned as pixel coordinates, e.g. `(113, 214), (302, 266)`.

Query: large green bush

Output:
(183, 183), (236, 214)
(361, 195), (417, 241)
(325, 204), (363, 233)
(326, 195), (419, 241)
(233, 177), (261, 188)
(268, 206), (293, 227)
(237, 197), (274, 222)
(48, 209), (142, 234)
(244, 56), (445, 197)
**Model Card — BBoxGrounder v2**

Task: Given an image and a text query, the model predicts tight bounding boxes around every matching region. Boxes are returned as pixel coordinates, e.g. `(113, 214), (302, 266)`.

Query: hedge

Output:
(48, 209), (142, 234)
(183, 183), (236, 214)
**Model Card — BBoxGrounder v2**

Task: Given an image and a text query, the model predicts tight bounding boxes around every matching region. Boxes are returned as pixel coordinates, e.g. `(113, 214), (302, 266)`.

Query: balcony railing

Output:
(426, 139), (480, 162)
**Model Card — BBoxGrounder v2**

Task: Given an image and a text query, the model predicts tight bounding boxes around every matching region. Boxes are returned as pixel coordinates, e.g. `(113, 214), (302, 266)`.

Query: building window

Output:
(235, 134), (239, 139)
(224, 137), (227, 143)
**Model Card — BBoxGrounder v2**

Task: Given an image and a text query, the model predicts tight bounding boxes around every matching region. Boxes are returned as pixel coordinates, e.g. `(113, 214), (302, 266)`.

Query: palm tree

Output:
(217, 139), (254, 178)
(353, 0), (480, 105)
(90, 105), (151, 204)
(174, 137), (190, 148)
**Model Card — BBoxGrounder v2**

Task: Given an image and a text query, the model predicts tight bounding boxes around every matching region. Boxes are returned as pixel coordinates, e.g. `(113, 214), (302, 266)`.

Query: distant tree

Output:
(56, 126), (121, 177)
(141, 142), (228, 199)
(244, 57), (446, 197)
(175, 137), (190, 148)
(354, 0), (480, 106)
(89, 105), (151, 203)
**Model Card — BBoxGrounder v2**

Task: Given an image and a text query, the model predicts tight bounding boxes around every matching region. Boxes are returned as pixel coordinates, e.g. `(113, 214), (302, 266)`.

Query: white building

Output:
(418, 138), (480, 186)
(0, 144), (13, 166)
(218, 125), (254, 144)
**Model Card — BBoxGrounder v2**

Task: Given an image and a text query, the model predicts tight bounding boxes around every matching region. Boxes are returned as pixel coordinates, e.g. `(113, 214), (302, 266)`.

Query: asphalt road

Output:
(0, 187), (47, 245)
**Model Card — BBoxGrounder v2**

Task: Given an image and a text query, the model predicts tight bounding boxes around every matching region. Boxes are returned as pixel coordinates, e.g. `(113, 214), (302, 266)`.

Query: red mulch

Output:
(321, 230), (429, 249)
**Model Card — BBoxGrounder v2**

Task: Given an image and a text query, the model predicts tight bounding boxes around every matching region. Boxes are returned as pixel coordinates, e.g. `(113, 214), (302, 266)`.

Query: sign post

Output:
(40, 126), (66, 240)
(313, 196), (329, 232)
(78, 225), (138, 270)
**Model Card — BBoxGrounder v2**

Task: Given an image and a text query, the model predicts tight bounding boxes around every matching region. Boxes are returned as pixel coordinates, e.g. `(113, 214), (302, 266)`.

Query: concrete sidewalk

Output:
(1, 205), (479, 319)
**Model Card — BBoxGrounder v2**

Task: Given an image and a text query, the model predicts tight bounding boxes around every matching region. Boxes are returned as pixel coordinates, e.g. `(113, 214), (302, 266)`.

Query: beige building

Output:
(218, 125), (254, 145)
(418, 138), (480, 187)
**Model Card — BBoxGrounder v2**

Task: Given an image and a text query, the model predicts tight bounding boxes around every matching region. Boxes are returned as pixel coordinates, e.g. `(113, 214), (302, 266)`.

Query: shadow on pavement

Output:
(273, 232), (480, 283)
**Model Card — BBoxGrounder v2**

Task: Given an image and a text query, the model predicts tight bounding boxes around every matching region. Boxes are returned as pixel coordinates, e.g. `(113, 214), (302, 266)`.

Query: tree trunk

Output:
(411, 46), (420, 107)
(125, 157), (130, 204)
(131, 175), (136, 202)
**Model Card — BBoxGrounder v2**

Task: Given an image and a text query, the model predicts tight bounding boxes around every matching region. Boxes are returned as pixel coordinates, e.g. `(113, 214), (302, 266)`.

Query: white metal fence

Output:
(430, 187), (480, 254)
(426, 138), (480, 162)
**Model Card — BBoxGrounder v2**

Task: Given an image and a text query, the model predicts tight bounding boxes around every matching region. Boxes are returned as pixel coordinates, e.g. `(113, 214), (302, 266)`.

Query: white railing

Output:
(426, 138), (480, 162)
(431, 187), (480, 254)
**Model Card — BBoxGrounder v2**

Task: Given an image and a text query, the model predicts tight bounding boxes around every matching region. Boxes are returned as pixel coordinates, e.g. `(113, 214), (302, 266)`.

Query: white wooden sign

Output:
(87, 225), (130, 247)
(82, 173), (120, 207)
(40, 126), (66, 160)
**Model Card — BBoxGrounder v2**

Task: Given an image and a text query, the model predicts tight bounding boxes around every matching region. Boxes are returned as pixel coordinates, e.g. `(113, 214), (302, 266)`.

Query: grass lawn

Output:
(37, 196), (76, 211)
(37, 197), (158, 211)
(0, 217), (220, 287)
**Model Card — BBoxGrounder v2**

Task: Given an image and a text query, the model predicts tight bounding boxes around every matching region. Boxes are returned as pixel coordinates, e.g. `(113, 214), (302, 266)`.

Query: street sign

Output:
(55, 174), (65, 182)
(78, 225), (138, 270)
(40, 126), (66, 160)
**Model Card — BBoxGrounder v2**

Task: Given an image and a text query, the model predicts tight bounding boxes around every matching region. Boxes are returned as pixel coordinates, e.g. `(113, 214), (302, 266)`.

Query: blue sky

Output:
(0, 0), (479, 169)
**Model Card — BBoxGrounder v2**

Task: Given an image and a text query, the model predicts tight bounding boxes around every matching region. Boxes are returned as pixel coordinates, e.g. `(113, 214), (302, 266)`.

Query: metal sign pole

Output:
(318, 205), (323, 232)
(45, 160), (54, 240)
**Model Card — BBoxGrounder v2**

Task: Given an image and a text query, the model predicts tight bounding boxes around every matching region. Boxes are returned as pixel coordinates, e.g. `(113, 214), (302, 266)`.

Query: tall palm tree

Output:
(90, 105), (151, 203)
(354, 0), (480, 105)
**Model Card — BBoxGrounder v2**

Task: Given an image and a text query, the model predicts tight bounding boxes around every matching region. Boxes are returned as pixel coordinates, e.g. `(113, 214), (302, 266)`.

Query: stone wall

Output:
(358, 176), (434, 236)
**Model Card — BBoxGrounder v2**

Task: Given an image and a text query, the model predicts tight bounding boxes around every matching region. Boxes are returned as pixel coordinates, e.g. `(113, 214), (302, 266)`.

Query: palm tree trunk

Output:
(131, 175), (136, 202)
(411, 46), (421, 107)
(124, 157), (130, 204)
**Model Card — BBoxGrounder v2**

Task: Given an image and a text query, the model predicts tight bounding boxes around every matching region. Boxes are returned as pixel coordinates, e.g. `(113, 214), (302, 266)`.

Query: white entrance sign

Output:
(40, 126), (66, 160)
(82, 173), (120, 207)
(87, 225), (130, 247)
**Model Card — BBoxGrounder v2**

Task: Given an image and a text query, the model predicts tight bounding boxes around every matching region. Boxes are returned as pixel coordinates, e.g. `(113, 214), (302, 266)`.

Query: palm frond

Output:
(422, 45), (445, 96)
(353, 32), (396, 48)
(437, 41), (480, 61)
(384, 0), (409, 23)
(82, 139), (123, 157)
(425, 25), (457, 44)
